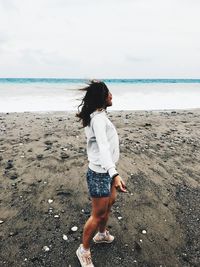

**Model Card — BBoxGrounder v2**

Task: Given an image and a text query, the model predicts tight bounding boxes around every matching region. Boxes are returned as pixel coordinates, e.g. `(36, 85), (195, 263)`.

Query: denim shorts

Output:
(86, 168), (112, 198)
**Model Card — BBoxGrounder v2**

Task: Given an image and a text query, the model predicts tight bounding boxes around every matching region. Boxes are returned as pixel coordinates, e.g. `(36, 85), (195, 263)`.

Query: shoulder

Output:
(90, 112), (108, 131)
(91, 111), (107, 123)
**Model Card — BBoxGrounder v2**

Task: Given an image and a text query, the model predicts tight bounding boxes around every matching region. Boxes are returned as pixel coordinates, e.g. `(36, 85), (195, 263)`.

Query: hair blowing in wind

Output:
(76, 81), (109, 127)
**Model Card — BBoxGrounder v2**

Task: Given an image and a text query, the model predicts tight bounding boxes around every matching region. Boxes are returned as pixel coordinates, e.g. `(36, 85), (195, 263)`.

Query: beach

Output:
(0, 109), (199, 266)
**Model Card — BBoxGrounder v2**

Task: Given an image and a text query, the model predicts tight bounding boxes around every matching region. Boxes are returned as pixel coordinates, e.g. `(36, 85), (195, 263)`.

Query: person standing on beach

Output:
(76, 81), (126, 267)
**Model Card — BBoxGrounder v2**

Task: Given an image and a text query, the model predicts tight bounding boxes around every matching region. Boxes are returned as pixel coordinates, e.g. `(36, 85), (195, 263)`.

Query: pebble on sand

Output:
(63, 234), (68, 241)
(43, 246), (50, 252)
(36, 154), (43, 160)
(71, 226), (78, 232)
(48, 199), (53, 204)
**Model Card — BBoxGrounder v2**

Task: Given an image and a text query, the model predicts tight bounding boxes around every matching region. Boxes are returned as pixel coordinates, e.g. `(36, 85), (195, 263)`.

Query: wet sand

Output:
(0, 109), (200, 267)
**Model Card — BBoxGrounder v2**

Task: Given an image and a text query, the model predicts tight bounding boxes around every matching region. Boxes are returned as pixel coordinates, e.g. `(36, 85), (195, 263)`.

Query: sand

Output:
(0, 109), (200, 267)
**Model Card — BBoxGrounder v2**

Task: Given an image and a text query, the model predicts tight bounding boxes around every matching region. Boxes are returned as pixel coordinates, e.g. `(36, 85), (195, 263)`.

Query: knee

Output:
(101, 212), (109, 222)
(93, 212), (108, 223)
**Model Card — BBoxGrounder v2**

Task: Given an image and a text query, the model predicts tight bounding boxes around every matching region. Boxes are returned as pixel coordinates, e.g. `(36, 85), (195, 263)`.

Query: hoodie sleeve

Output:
(91, 114), (118, 178)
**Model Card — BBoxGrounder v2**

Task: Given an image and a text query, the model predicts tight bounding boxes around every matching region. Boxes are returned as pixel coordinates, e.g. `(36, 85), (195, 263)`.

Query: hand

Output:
(113, 175), (127, 193)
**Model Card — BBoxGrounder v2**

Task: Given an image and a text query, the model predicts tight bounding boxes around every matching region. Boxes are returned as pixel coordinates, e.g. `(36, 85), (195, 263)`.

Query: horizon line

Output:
(0, 77), (200, 80)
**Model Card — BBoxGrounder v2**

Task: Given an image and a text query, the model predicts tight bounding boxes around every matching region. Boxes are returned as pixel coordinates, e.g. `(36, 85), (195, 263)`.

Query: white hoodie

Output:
(84, 110), (119, 178)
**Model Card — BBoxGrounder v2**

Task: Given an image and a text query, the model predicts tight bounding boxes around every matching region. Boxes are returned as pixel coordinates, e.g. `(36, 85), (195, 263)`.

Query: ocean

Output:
(0, 78), (200, 112)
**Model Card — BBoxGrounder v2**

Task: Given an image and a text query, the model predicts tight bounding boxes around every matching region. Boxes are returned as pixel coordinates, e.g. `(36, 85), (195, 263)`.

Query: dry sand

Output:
(0, 109), (200, 267)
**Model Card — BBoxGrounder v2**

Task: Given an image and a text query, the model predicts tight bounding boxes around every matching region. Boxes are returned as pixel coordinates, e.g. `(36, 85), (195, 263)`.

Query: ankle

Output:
(98, 230), (107, 236)
(81, 244), (90, 254)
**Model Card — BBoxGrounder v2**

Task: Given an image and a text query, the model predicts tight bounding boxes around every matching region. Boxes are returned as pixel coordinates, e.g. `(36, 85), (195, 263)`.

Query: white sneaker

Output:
(76, 244), (94, 267)
(93, 230), (114, 244)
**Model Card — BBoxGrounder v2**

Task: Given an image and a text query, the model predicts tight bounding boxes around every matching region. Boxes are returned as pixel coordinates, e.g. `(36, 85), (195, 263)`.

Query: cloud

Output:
(0, 0), (200, 77)
(125, 55), (152, 63)
(0, 0), (17, 10)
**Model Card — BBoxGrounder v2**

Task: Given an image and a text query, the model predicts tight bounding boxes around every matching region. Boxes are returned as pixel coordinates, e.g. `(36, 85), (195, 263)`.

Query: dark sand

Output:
(0, 110), (200, 267)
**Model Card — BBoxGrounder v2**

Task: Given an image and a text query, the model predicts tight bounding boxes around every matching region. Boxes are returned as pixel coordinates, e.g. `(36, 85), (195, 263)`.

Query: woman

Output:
(76, 80), (126, 267)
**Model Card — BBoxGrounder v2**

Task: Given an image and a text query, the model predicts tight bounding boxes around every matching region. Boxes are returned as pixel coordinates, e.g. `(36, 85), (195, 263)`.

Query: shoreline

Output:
(1, 106), (200, 115)
(0, 109), (199, 266)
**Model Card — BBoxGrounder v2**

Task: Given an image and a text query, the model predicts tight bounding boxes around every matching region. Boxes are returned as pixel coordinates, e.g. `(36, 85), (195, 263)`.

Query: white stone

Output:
(54, 215), (59, 218)
(0, 220), (4, 224)
(142, 230), (147, 234)
(49, 207), (53, 213)
(71, 226), (78, 232)
(48, 199), (53, 204)
(63, 234), (68, 241)
(43, 246), (50, 252)
(118, 216), (123, 220)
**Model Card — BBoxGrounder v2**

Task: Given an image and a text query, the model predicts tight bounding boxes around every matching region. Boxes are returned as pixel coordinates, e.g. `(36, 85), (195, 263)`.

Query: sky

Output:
(0, 0), (200, 78)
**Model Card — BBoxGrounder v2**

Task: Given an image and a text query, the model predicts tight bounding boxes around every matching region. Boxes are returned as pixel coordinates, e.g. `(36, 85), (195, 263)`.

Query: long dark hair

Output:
(76, 80), (109, 127)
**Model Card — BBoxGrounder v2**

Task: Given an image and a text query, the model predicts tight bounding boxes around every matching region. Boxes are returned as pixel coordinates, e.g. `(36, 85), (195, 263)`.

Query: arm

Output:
(92, 115), (118, 178)
(92, 115), (126, 192)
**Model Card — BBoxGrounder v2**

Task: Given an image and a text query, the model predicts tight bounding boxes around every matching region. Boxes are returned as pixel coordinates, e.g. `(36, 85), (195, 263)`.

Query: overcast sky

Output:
(0, 0), (200, 78)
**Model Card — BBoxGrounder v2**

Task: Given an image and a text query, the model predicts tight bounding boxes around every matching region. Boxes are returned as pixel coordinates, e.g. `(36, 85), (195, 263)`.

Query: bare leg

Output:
(82, 197), (110, 249)
(98, 183), (117, 233)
